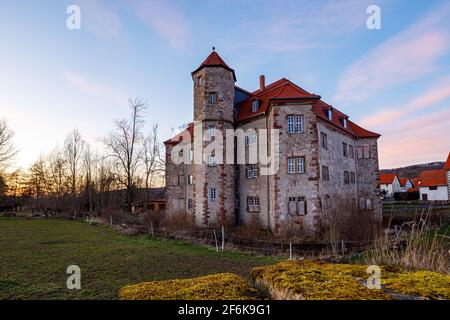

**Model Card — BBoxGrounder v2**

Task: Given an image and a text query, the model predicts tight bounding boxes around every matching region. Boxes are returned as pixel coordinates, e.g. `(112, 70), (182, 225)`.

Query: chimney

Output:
(259, 75), (265, 91)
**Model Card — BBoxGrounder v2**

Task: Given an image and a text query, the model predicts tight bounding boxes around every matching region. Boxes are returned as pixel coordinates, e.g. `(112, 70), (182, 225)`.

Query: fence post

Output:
(213, 229), (219, 253)
(341, 240), (345, 256)
(109, 215), (113, 227)
(289, 243), (292, 260)
(150, 221), (155, 238)
(221, 226), (225, 251)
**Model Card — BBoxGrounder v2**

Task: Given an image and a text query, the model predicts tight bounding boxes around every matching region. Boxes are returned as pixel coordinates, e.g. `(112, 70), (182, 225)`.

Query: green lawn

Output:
(0, 217), (278, 300)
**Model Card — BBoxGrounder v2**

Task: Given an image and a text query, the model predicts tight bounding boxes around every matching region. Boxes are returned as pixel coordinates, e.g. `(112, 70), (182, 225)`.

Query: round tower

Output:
(191, 49), (236, 226)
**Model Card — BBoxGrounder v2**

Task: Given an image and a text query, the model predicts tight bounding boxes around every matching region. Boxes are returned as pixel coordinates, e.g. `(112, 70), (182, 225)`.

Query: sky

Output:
(1, 0), (450, 170)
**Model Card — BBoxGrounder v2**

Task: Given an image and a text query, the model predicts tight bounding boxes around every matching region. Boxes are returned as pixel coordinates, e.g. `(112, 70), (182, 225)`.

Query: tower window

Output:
(247, 196), (260, 213)
(196, 76), (202, 87)
(209, 93), (218, 104)
(251, 100), (259, 113)
(209, 188), (217, 201)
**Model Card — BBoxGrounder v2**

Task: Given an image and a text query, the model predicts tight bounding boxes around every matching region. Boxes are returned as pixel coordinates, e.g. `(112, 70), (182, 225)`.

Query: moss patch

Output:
(251, 260), (390, 300)
(119, 273), (258, 300)
(383, 271), (450, 299)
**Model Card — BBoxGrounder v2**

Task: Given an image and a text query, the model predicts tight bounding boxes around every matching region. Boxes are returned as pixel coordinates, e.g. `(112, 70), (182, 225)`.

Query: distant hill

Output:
(380, 162), (445, 179)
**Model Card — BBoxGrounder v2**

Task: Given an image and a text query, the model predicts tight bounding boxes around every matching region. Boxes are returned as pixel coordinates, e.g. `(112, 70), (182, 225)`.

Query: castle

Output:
(164, 50), (381, 235)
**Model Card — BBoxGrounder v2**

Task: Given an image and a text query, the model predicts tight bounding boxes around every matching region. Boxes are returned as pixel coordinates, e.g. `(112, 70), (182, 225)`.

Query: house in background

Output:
(418, 170), (448, 201)
(445, 152), (450, 200)
(399, 177), (413, 192)
(379, 173), (401, 197)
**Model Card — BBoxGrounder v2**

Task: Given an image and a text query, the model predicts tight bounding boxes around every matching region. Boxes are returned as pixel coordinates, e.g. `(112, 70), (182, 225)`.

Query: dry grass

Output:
(363, 207), (449, 274)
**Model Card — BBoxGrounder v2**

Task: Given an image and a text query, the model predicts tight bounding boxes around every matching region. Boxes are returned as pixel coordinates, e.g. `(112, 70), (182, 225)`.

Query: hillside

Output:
(380, 162), (445, 178)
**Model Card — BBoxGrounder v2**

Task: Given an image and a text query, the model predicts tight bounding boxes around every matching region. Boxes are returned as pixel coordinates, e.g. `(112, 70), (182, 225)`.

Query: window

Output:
(296, 115), (303, 133)
(247, 196), (260, 212)
(327, 109), (333, 120)
(179, 199), (184, 210)
(429, 186), (438, 191)
(297, 157), (305, 174)
(251, 100), (259, 113)
(171, 176), (179, 186)
(188, 174), (193, 185)
(287, 158), (295, 174)
(359, 197), (366, 209)
(288, 157), (305, 174)
(206, 126), (216, 138)
(246, 165), (258, 179)
(209, 92), (217, 104)
(196, 76), (202, 87)
(235, 197), (240, 209)
(320, 132), (328, 149)
(322, 166), (330, 181)
(209, 188), (217, 201)
(245, 131), (257, 145)
(288, 115), (303, 133)
(341, 118), (348, 128)
(349, 145), (354, 158)
(344, 171), (350, 185)
(350, 172), (356, 184)
(343, 143), (348, 157)
(187, 199), (193, 210)
(207, 155), (217, 166)
(288, 115), (295, 133)
(358, 145), (371, 159)
(288, 196), (307, 216)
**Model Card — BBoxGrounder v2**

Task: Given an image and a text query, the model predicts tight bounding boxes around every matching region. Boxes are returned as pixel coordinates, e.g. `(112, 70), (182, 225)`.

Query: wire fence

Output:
(82, 214), (379, 259)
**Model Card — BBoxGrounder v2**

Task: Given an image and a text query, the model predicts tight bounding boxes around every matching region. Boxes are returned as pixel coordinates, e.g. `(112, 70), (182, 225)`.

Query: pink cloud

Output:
(335, 4), (450, 103)
(378, 108), (450, 168)
(360, 77), (450, 128)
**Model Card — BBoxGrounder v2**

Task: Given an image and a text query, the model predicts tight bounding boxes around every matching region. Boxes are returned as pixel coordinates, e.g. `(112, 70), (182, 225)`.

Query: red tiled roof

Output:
(399, 177), (410, 187)
(418, 169), (447, 187)
(380, 173), (397, 185)
(164, 123), (194, 146)
(412, 177), (420, 187)
(192, 51), (236, 81)
(235, 78), (380, 139)
(444, 152), (450, 170)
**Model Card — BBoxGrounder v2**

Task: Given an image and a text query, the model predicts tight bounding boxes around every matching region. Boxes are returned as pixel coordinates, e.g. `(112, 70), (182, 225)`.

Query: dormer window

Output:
(209, 92), (217, 104)
(340, 117), (348, 128)
(327, 109), (333, 121)
(251, 100), (259, 113)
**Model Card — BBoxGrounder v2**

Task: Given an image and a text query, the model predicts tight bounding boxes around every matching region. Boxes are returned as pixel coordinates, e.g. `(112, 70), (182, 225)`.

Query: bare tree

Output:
(0, 119), (17, 170)
(103, 98), (146, 212)
(64, 129), (85, 217)
(142, 124), (164, 205)
(83, 144), (95, 214)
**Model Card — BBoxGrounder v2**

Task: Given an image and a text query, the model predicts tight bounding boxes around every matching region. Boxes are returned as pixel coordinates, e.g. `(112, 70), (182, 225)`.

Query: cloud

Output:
(334, 4), (450, 103)
(360, 77), (450, 128)
(62, 72), (127, 103)
(222, 0), (375, 54)
(128, 0), (189, 50)
(378, 108), (450, 168)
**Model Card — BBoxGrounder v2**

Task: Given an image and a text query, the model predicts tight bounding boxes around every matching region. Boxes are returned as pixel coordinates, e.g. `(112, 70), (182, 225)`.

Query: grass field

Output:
(0, 217), (278, 300)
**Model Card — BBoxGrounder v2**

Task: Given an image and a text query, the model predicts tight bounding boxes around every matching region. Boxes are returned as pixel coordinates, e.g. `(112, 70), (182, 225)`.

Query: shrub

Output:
(119, 273), (259, 300)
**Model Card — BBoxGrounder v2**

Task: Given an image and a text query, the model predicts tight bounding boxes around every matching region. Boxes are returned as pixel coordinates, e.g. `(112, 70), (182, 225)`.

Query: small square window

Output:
(209, 93), (218, 104)
(251, 100), (259, 113)
(188, 174), (193, 185)
(321, 132), (328, 149)
(209, 188), (217, 201)
(322, 166), (329, 181)
(188, 199), (193, 210)
(196, 76), (202, 87)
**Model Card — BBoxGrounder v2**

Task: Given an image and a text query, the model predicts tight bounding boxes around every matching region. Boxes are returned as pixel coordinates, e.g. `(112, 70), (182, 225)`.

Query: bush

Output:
(119, 273), (259, 300)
